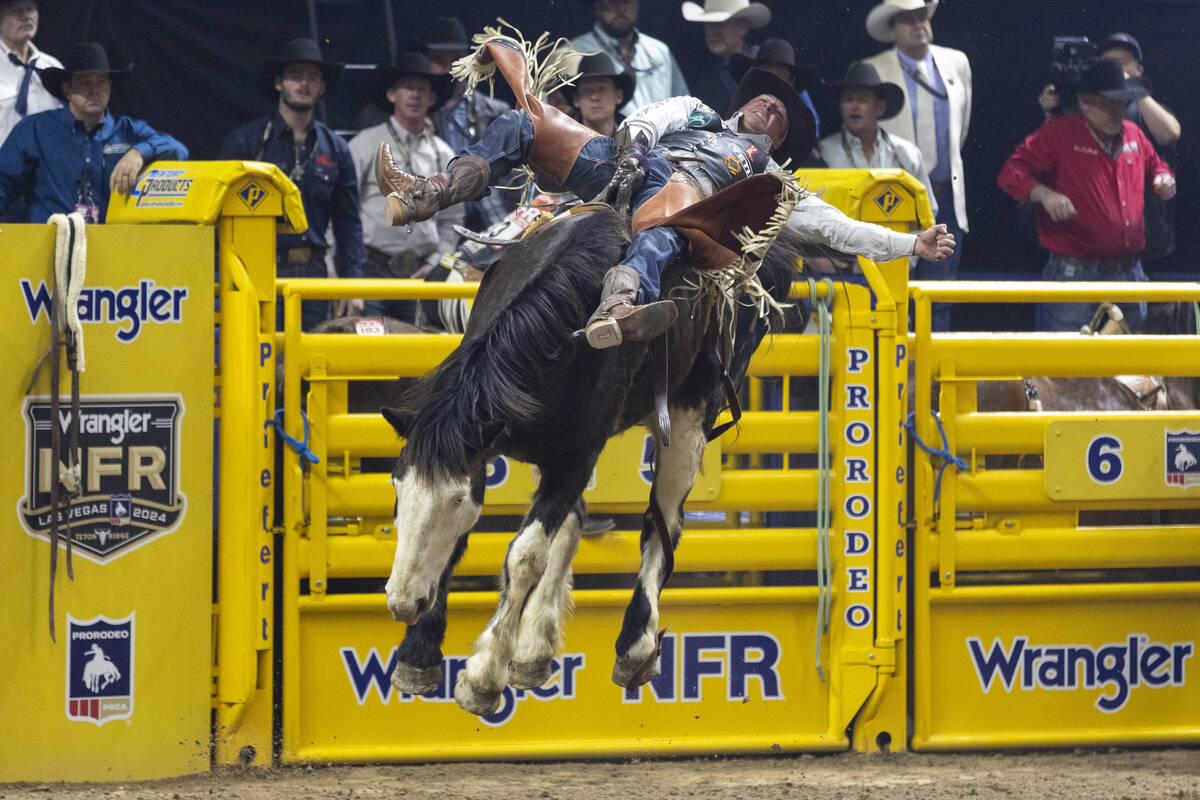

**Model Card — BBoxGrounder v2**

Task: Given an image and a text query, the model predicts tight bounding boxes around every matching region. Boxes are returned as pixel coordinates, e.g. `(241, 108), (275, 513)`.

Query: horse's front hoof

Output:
(391, 661), (443, 696)
(454, 671), (503, 716)
(509, 659), (553, 690)
(612, 652), (659, 688)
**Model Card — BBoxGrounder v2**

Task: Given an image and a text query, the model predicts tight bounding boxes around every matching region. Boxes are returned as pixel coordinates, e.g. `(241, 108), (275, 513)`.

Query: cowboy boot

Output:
(376, 145), (490, 227)
(583, 265), (679, 349)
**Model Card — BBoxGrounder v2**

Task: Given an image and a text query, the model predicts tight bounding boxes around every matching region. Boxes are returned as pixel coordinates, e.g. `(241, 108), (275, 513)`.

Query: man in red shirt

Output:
(999, 58), (1175, 332)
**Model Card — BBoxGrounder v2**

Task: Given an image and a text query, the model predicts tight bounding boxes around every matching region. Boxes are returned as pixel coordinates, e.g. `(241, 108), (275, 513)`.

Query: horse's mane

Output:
(402, 211), (630, 479)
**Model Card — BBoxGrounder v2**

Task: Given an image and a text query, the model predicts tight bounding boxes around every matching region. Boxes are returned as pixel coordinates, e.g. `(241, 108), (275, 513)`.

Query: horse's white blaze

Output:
(385, 471), (481, 624)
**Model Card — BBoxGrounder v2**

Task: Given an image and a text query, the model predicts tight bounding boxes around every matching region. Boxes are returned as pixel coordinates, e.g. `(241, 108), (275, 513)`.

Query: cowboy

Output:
(562, 53), (634, 137)
(220, 38), (364, 329)
(861, 0), (971, 331)
(680, 0), (770, 116)
(999, 58), (1176, 332)
(729, 38), (820, 140)
(375, 37), (956, 349)
(376, 36), (810, 348)
(0, 42), (187, 223)
(571, 0), (688, 115)
(816, 62), (937, 218)
(1, 0), (61, 145)
(348, 52), (459, 324)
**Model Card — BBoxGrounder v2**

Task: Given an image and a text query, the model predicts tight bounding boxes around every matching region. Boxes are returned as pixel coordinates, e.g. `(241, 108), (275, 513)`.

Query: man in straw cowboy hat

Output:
(999, 58), (1175, 333)
(0, 41), (186, 223)
(348, 51), (459, 324)
(679, 0), (770, 116)
(861, 0), (971, 330)
(374, 33), (955, 348)
(816, 61), (937, 218)
(220, 38), (364, 329)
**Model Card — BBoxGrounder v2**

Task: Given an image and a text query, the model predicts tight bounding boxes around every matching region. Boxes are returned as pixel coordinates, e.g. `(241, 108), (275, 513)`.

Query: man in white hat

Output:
(679, 0), (770, 115)
(861, 0), (970, 331)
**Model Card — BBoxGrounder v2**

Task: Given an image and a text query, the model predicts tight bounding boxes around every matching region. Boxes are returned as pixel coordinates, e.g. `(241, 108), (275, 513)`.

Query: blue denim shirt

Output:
(0, 105), (187, 222)
(220, 110), (364, 278)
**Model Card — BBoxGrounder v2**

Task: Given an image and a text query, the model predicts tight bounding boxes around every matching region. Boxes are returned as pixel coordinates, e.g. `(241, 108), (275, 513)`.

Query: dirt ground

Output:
(3, 749), (1199, 800)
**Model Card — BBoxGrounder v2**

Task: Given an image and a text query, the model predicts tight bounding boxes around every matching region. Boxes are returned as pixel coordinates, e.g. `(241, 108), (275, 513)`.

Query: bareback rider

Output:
(375, 35), (815, 349)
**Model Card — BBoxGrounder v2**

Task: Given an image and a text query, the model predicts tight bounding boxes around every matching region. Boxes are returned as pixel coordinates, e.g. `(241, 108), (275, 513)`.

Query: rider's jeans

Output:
(463, 109), (684, 303)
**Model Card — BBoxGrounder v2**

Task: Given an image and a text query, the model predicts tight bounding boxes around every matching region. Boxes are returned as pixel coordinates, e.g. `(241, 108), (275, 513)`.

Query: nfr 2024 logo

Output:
(17, 395), (187, 562)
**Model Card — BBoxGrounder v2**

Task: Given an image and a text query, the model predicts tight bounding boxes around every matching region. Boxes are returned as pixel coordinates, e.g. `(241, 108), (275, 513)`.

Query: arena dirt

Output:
(3, 749), (1199, 799)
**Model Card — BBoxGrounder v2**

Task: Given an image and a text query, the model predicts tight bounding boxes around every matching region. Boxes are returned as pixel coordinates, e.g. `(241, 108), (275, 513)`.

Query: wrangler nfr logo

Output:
(18, 395), (186, 561)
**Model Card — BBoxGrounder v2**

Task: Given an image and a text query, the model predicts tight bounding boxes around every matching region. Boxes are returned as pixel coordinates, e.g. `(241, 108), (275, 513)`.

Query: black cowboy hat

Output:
(369, 51), (453, 112)
(39, 42), (132, 102)
(561, 53), (636, 104)
(423, 17), (471, 51)
(824, 61), (905, 120)
(1079, 57), (1148, 102)
(729, 38), (816, 91)
(728, 66), (816, 166)
(257, 38), (343, 99)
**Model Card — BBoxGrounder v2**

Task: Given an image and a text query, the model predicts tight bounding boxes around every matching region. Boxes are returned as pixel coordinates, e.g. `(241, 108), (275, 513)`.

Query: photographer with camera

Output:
(1000, 58), (1176, 333)
(1038, 33), (1180, 270)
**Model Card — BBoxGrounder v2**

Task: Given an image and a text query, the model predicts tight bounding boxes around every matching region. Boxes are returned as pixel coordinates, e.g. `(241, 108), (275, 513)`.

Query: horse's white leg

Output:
(613, 406), (706, 687)
(454, 518), (550, 716)
(455, 467), (594, 716)
(510, 500), (584, 689)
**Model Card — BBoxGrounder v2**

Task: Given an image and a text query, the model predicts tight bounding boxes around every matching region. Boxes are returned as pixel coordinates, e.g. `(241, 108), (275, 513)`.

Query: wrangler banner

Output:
(0, 222), (213, 781)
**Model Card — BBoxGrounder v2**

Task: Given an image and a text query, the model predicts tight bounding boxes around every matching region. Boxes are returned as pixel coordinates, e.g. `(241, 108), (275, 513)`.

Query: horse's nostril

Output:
(414, 596), (429, 616)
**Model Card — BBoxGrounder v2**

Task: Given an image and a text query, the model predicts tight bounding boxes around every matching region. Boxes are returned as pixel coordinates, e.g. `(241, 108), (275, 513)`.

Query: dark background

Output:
(35, 0), (1199, 329)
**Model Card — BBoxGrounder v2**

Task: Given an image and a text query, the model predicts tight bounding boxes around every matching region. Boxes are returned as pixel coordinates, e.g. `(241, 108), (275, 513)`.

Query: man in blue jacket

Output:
(0, 42), (186, 223)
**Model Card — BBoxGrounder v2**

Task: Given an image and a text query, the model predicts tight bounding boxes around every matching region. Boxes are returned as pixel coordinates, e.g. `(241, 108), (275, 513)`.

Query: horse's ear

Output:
(381, 406), (416, 437)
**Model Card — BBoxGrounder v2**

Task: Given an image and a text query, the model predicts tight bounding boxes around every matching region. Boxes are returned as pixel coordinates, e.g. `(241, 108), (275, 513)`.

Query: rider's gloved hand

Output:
(614, 129), (650, 186)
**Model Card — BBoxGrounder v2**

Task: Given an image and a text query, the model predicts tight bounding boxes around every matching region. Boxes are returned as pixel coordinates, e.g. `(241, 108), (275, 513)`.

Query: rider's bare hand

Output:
(913, 223), (956, 262)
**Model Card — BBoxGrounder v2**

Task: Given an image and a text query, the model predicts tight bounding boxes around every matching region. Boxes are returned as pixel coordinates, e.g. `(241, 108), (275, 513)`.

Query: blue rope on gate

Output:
(904, 411), (966, 503)
(267, 408), (320, 465)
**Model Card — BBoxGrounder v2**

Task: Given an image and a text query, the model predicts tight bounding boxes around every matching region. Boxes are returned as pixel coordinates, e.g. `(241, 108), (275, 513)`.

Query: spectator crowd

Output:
(0, 0), (1184, 333)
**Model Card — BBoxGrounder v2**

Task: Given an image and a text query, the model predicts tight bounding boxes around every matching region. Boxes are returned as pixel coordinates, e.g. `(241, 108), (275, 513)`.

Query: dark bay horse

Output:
(380, 206), (802, 717)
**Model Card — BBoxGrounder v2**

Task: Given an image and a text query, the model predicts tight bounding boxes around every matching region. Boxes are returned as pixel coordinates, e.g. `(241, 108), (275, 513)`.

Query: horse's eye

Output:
(454, 496), (464, 507)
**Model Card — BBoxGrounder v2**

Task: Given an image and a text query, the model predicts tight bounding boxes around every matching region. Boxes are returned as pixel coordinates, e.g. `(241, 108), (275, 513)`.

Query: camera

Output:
(1049, 36), (1098, 113)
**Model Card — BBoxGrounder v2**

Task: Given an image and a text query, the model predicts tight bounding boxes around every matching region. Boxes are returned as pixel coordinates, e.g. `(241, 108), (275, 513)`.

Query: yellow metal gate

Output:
(909, 281), (1200, 748)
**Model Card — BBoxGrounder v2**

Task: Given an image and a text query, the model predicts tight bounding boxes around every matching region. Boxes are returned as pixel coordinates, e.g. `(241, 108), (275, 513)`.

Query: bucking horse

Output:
(378, 196), (806, 716)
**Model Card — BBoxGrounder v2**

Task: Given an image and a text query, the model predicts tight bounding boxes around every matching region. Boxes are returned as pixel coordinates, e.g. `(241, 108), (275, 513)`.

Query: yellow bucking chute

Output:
(107, 160), (308, 233)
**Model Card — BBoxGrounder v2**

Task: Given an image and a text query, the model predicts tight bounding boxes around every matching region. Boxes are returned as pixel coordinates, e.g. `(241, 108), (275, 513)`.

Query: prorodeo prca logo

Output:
(18, 395), (186, 561)
(1165, 429), (1200, 488)
(66, 613), (134, 725)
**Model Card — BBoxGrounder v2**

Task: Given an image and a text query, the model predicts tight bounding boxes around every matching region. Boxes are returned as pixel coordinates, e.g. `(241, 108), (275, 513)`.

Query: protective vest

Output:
(658, 127), (774, 194)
